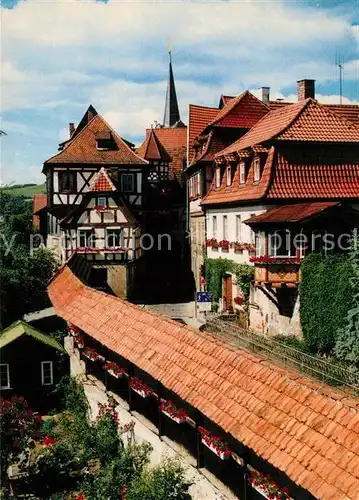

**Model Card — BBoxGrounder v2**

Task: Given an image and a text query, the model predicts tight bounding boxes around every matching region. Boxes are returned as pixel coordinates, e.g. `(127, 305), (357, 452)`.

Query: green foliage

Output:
(205, 258), (254, 302)
(272, 334), (311, 354)
(1, 184), (46, 198)
(334, 234), (359, 367)
(42, 418), (56, 438)
(0, 193), (57, 328)
(126, 459), (191, 500)
(300, 253), (352, 354)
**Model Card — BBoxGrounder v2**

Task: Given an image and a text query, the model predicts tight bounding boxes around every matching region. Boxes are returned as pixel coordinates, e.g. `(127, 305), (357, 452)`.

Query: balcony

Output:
(250, 256), (301, 288)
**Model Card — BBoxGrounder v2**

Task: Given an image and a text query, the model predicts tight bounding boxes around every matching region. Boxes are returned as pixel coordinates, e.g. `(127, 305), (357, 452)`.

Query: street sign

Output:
(196, 292), (213, 303)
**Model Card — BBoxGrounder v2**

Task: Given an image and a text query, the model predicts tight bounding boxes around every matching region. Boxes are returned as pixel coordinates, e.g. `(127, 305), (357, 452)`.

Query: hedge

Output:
(300, 253), (352, 355)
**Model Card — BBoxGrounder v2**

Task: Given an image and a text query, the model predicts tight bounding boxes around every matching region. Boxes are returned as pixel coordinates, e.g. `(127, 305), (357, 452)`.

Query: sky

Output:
(1, 0), (358, 185)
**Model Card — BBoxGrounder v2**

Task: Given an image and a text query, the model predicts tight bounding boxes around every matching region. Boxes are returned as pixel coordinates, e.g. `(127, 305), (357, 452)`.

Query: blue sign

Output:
(196, 292), (213, 303)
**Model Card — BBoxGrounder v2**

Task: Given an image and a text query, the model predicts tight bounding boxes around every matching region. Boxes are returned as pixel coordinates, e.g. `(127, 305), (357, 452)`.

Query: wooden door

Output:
(223, 274), (233, 312)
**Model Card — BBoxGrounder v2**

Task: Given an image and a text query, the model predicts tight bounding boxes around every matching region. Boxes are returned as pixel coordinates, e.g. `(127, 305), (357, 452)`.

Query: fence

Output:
(204, 316), (359, 391)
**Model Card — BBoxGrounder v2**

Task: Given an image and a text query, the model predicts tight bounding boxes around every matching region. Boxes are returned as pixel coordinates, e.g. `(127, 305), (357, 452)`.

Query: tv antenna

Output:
(335, 49), (344, 104)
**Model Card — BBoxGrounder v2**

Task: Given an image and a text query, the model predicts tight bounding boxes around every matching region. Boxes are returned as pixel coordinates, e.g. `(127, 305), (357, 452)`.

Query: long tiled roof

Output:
(244, 202), (341, 224)
(44, 114), (147, 166)
(49, 264), (359, 500)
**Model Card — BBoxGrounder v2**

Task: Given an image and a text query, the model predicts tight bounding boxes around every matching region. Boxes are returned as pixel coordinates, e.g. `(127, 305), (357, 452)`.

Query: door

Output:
(223, 274), (233, 312)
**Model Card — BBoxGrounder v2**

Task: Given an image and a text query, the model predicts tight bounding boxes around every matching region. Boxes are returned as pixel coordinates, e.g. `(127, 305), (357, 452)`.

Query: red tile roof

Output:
(90, 167), (116, 192)
(49, 264), (359, 500)
(218, 99), (359, 157)
(202, 145), (359, 205)
(244, 202), (341, 224)
(137, 127), (187, 180)
(32, 194), (47, 229)
(44, 114), (147, 167)
(208, 91), (270, 129)
(188, 104), (219, 163)
(326, 104), (359, 125)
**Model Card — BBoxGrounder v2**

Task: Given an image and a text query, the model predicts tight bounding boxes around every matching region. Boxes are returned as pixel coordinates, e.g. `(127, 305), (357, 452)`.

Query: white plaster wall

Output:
(249, 285), (302, 337)
(189, 198), (203, 215)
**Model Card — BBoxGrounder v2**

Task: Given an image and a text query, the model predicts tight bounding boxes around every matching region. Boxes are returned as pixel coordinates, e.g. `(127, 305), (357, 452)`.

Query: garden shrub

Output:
(300, 253), (352, 354)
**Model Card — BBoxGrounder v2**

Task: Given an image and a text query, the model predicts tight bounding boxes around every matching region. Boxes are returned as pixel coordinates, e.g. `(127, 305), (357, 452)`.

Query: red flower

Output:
(77, 494), (85, 500)
(35, 414), (42, 422)
(43, 436), (56, 447)
(129, 377), (152, 397)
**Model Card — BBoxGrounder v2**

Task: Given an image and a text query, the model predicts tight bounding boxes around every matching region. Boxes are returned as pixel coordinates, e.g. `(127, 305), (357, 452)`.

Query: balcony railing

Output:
(250, 256), (301, 287)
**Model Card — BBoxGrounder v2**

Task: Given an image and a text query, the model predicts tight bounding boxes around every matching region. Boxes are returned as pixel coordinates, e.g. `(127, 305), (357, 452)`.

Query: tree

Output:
(334, 233), (359, 367)
(0, 192), (56, 327)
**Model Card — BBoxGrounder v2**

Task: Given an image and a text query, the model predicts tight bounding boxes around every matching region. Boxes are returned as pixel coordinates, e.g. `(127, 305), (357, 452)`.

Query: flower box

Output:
(249, 256), (301, 265)
(83, 348), (104, 362)
(129, 377), (152, 398)
(249, 471), (291, 500)
(160, 400), (188, 424)
(219, 240), (230, 250)
(202, 438), (230, 460)
(67, 323), (81, 336)
(103, 247), (126, 253)
(206, 238), (219, 248)
(198, 427), (232, 460)
(104, 361), (126, 379)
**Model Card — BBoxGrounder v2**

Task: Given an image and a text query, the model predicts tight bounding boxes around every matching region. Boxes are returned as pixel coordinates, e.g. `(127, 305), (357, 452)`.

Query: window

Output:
(41, 361), (53, 386)
(106, 229), (123, 247)
(215, 167), (221, 188)
(226, 166), (231, 186)
(253, 158), (261, 182)
(239, 162), (246, 184)
(78, 229), (94, 248)
(250, 214), (256, 244)
(58, 172), (77, 193)
(268, 230), (296, 257)
(255, 231), (265, 256)
(212, 216), (217, 239)
(121, 174), (134, 193)
(223, 215), (228, 240)
(0, 364), (10, 389)
(236, 215), (241, 241)
(96, 139), (113, 150)
(97, 197), (107, 207)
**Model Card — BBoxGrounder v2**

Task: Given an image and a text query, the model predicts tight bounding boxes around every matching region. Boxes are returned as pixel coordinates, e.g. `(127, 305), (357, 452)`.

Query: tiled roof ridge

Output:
(189, 103), (219, 111)
(274, 98), (313, 139)
(45, 114), (148, 165)
(210, 90), (271, 128)
(313, 100), (359, 130)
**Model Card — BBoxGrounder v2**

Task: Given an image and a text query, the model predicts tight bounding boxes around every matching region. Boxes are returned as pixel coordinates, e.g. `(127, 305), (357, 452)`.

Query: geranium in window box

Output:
(219, 240), (230, 250)
(231, 242), (244, 253)
(160, 400), (188, 424)
(74, 335), (85, 350)
(83, 347), (104, 362)
(198, 427), (231, 460)
(249, 470), (291, 500)
(249, 256), (301, 265)
(94, 205), (110, 212)
(206, 238), (219, 248)
(104, 361), (126, 379)
(67, 323), (81, 336)
(129, 377), (152, 398)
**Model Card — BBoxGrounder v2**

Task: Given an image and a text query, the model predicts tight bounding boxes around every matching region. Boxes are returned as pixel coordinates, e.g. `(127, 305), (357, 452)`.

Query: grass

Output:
(1, 184), (46, 198)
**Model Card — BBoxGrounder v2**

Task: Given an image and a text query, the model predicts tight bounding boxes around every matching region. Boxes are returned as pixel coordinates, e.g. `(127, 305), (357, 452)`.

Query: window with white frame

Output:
(239, 162), (246, 184)
(223, 215), (228, 240)
(215, 167), (221, 188)
(236, 215), (241, 241)
(78, 229), (94, 248)
(212, 216), (217, 239)
(0, 364), (10, 389)
(97, 197), (107, 207)
(253, 158), (261, 182)
(250, 214), (256, 244)
(226, 166), (231, 186)
(255, 231), (265, 256)
(197, 172), (202, 197)
(41, 361), (54, 386)
(268, 230), (296, 257)
(106, 228), (123, 247)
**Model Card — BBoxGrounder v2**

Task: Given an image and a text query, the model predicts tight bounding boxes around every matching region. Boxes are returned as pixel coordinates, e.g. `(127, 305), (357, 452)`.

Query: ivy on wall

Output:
(300, 253), (352, 355)
(204, 258), (254, 302)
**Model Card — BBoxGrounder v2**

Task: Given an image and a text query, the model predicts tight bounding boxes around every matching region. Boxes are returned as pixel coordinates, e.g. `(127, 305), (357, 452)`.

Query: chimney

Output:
(261, 87), (270, 103)
(297, 79), (315, 101)
(69, 123), (75, 137)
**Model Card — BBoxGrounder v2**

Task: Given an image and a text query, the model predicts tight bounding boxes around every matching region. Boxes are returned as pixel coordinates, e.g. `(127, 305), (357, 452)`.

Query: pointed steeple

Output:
(163, 51), (183, 128)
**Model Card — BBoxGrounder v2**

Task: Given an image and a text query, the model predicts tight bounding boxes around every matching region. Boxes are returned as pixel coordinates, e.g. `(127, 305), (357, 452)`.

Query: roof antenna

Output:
(167, 37), (172, 62)
(335, 49), (344, 105)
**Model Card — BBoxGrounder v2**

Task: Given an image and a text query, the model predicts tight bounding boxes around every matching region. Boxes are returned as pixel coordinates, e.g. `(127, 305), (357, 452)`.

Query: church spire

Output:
(163, 51), (182, 128)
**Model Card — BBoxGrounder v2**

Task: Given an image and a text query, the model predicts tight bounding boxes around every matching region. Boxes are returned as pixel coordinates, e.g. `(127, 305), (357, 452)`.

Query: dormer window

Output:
(215, 167), (221, 188)
(97, 197), (107, 207)
(226, 165), (232, 187)
(239, 162), (246, 185)
(253, 157), (261, 182)
(96, 131), (115, 150)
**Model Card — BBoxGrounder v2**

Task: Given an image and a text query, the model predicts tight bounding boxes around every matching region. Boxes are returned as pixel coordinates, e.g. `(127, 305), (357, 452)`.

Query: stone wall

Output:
(107, 265), (127, 299)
